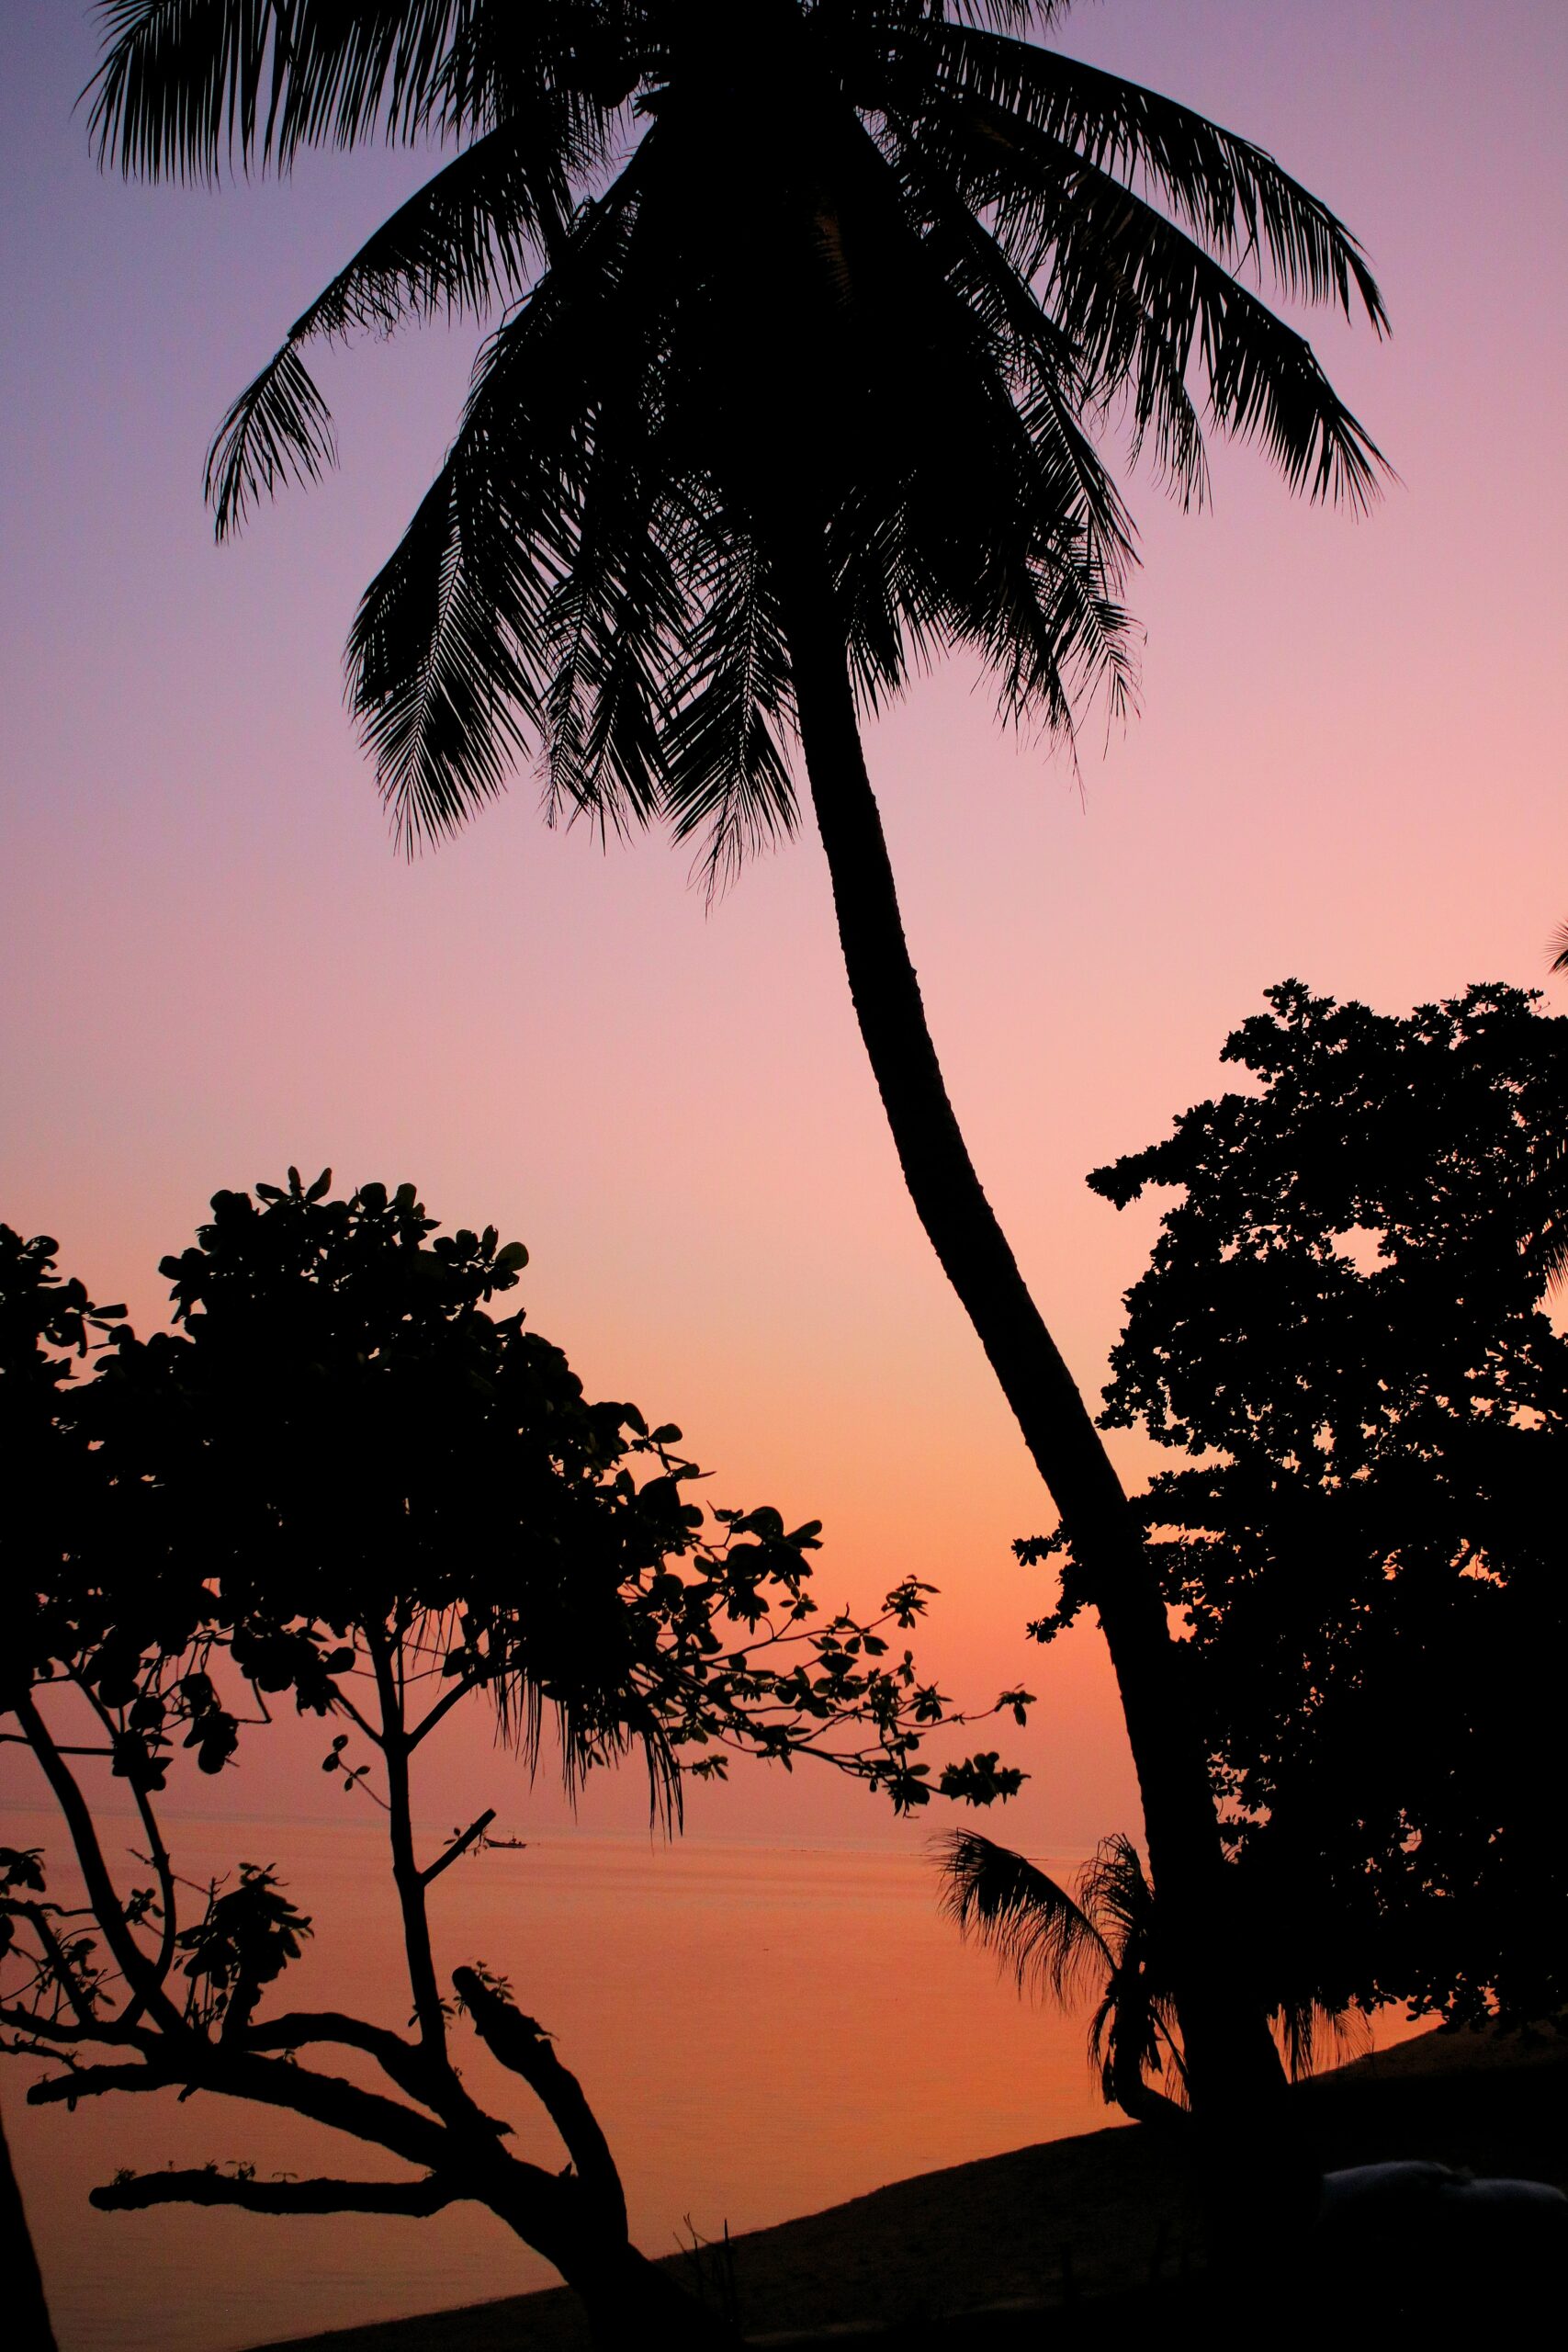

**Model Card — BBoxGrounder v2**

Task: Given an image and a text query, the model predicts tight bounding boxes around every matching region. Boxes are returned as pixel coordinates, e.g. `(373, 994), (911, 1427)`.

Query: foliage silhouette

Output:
(0, 1174), (1029, 2345)
(1021, 981), (1568, 2024)
(87, 0), (1389, 2122)
(938, 1827), (1361, 2128)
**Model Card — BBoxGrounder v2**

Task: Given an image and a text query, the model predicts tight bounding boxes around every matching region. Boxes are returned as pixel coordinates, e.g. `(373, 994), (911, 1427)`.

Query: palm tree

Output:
(87, 0), (1388, 2126)
(938, 1829), (1361, 2128)
(941, 1827), (1187, 2127)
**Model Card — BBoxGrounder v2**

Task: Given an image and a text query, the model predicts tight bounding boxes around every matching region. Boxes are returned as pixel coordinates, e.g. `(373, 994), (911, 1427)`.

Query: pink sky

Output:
(3, 1), (1564, 1853)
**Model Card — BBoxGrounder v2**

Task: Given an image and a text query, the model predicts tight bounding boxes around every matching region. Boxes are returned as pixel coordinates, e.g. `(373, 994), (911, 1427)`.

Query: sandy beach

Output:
(249, 2025), (1568, 2350)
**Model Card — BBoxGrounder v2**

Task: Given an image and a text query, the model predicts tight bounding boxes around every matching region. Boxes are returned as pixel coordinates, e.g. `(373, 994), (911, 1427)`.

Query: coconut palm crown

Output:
(88, 0), (1385, 872)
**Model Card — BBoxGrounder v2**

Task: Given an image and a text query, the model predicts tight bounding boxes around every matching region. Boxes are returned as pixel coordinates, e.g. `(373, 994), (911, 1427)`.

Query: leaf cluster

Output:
(5, 1172), (1025, 1832)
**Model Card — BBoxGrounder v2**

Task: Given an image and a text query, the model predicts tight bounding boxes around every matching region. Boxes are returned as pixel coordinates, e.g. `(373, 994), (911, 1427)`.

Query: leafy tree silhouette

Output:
(86, 0), (1389, 2121)
(0, 1175), (1028, 2346)
(1022, 980), (1568, 2025)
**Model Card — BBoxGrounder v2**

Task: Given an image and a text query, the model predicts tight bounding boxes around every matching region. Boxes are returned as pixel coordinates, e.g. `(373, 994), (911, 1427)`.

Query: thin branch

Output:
(9, 1694), (187, 2040)
(74, 1677), (179, 2000)
(91, 2169), (460, 2217)
(0, 1992), (152, 2049)
(421, 1812), (495, 1887)
(0, 1737), (115, 1757)
(407, 1671), (477, 1748)
(365, 1629), (446, 2053)
(0, 1906), (110, 2034)
(329, 1684), (385, 1747)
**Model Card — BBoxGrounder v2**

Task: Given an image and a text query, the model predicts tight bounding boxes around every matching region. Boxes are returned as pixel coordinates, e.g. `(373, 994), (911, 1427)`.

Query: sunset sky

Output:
(3, 0), (1564, 1853)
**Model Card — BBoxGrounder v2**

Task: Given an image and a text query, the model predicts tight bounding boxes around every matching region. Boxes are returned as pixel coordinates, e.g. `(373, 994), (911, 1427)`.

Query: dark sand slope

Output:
(252, 2026), (1568, 2350)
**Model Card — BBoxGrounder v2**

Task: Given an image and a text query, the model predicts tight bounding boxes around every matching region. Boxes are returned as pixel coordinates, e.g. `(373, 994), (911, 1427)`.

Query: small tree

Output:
(0, 1177), (1030, 2346)
(937, 1828), (1360, 2128)
(1021, 980), (1568, 2024)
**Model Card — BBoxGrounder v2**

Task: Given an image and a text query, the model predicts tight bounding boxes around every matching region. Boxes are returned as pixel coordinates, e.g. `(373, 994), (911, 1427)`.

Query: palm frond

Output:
(937, 1829), (1111, 2005)
(347, 452), (539, 852)
(1517, 1132), (1568, 1295)
(347, 167), (652, 842)
(87, 2), (464, 178)
(663, 538), (799, 893)
(894, 20), (1387, 331)
(206, 346), (338, 536)
(1274, 1993), (1368, 2084)
(206, 114), (575, 536)
(905, 85), (1386, 508)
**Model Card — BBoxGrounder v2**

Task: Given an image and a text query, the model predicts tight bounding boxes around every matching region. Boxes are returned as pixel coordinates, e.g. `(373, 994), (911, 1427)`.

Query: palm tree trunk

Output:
(775, 546), (1286, 2130)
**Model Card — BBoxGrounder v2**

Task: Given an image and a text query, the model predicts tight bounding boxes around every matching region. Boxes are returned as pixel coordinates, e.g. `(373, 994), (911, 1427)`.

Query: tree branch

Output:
(421, 1811), (495, 1887)
(91, 2168), (460, 2217)
(8, 1693), (187, 2041)
(243, 2011), (509, 2134)
(407, 1671), (476, 1748)
(26, 2044), (450, 2177)
(73, 1676), (179, 2005)
(452, 1969), (626, 2237)
(0, 1996), (153, 2050)
(26, 2061), (174, 2107)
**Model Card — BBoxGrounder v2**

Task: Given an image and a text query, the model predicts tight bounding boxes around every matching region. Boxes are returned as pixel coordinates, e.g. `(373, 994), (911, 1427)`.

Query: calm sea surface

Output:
(8, 1813), (1125, 2351)
(5, 1813), (1419, 2352)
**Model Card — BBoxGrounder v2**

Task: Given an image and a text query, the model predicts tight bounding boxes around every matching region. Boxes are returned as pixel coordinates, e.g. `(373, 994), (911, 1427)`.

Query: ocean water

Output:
(6, 1813), (1129, 2352)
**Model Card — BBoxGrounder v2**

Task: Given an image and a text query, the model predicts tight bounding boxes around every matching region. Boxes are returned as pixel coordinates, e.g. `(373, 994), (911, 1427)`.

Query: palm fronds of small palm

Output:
(938, 1826), (1113, 2006)
(938, 1827), (1361, 2112)
(1518, 1132), (1568, 1293)
(1551, 924), (1568, 974)
(938, 1827), (1187, 2109)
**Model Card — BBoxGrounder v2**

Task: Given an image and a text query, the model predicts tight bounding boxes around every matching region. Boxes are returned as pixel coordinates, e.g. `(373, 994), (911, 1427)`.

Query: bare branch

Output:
(453, 1968), (626, 2235)
(243, 2010), (508, 2134)
(421, 1811), (495, 1887)
(91, 2168), (460, 2217)
(27, 2061), (173, 2107)
(407, 1671), (475, 1748)
(0, 1736), (115, 1757)
(26, 2043), (450, 2177)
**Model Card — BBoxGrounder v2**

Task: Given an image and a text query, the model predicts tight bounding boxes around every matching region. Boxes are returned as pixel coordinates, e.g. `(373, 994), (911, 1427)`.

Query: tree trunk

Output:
(775, 547), (1287, 2132)
(1, 2097), (58, 2352)
(565, 2237), (741, 2348)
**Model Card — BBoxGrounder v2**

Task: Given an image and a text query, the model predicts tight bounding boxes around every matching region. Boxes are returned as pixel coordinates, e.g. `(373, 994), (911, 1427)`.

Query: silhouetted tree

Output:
(1022, 981), (1568, 2024)
(87, 1), (1390, 2122)
(0, 1175), (1028, 2346)
(938, 1828), (1360, 2127)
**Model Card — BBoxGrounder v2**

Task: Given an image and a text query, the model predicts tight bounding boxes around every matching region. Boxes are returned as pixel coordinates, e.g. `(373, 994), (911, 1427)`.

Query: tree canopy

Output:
(1, 1174), (1028, 2340)
(85, 0), (1386, 868)
(1021, 982), (1568, 2023)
